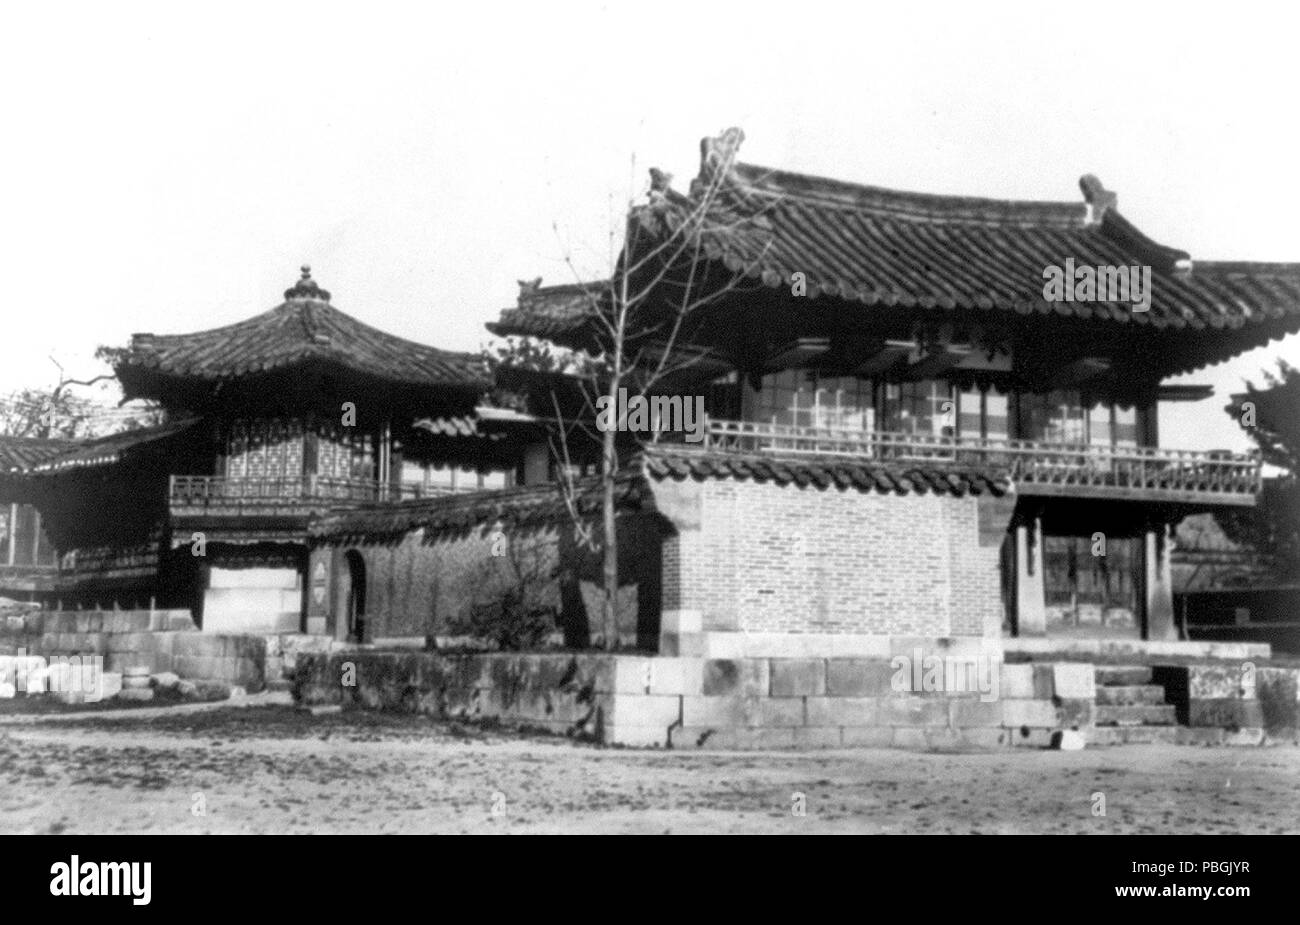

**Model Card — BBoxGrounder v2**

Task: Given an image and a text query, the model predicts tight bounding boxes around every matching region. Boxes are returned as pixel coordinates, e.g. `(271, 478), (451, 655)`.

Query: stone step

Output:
(1095, 685), (1167, 706)
(1089, 725), (1180, 747)
(1095, 704), (1178, 726)
(1095, 665), (1153, 686)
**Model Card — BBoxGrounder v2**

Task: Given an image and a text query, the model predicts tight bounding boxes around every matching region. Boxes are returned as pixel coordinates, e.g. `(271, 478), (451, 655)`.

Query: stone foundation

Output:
(293, 645), (1098, 750)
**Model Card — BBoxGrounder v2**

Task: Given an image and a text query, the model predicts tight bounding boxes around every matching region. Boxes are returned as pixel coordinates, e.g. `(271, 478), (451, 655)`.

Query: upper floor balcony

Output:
(168, 475), (473, 519)
(703, 419), (1261, 505)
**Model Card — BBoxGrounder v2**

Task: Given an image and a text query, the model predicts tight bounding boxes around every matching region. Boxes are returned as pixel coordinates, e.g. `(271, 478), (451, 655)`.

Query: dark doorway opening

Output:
(345, 550), (367, 643)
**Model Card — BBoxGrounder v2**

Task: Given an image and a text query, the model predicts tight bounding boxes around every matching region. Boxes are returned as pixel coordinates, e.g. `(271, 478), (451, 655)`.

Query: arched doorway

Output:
(344, 550), (367, 643)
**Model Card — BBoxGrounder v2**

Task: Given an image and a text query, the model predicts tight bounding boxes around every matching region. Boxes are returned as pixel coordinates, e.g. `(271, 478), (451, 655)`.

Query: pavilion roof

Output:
(117, 267), (489, 401)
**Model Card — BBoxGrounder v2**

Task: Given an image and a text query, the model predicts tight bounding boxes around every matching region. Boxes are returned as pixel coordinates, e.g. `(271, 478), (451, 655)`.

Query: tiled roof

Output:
(117, 267), (489, 397)
(492, 129), (1300, 348)
(487, 279), (604, 343)
(25, 420), (199, 474)
(310, 473), (651, 541)
(0, 436), (73, 474)
(640, 445), (1011, 497)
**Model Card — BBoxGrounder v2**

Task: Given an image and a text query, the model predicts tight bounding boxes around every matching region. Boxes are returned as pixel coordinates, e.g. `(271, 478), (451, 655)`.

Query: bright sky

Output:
(2, 1), (1296, 451)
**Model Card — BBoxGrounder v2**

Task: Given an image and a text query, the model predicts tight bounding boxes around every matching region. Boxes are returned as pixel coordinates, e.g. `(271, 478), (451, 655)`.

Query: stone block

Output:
(879, 695), (950, 727)
(757, 697), (806, 727)
(769, 658), (826, 697)
(43, 612), (77, 634)
(949, 698), (1004, 728)
(792, 727), (842, 749)
(702, 659), (769, 697)
(681, 695), (751, 727)
(1055, 697), (1096, 729)
(825, 659), (896, 697)
(117, 688), (155, 702)
(171, 632), (230, 659)
(891, 727), (969, 750)
(1008, 726), (1055, 748)
(671, 726), (796, 750)
(648, 658), (704, 696)
(609, 694), (681, 729)
(96, 672), (123, 701)
(1256, 667), (1300, 733)
(1223, 727), (1265, 747)
(603, 725), (669, 748)
(1052, 729), (1086, 750)
(840, 726), (894, 747)
(1051, 663), (1096, 700)
(959, 727), (1011, 749)
(1001, 699), (1058, 728)
(173, 654), (221, 680)
(1188, 699), (1264, 728)
(806, 696), (880, 728)
(1188, 664), (1254, 700)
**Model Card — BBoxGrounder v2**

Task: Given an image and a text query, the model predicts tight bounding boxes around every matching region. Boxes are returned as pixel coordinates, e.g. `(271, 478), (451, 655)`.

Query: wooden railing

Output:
(703, 419), (1262, 499)
(169, 475), (471, 508)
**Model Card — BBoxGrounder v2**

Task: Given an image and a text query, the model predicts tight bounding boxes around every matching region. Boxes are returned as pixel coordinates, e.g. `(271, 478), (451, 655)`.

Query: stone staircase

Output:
(1090, 665), (1179, 745)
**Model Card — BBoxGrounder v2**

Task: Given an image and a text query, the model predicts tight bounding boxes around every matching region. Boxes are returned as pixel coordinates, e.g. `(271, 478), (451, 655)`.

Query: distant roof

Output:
(0, 421), (197, 476)
(487, 279), (605, 343)
(0, 436), (73, 474)
(117, 266), (489, 399)
(27, 420), (198, 473)
(492, 129), (1300, 353)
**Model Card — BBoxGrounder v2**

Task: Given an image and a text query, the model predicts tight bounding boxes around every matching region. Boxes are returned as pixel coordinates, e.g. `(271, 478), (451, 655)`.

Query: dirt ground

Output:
(1, 696), (1297, 834)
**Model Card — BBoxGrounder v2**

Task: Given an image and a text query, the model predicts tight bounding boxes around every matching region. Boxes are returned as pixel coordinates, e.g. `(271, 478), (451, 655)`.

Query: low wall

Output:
(1153, 663), (1300, 740)
(293, 646), (1095, 750)
(0, 609), (267, 691)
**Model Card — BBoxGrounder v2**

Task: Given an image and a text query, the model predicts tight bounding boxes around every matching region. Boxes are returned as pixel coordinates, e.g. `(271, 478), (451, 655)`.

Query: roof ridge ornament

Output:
(1079, 175), (1117, 223)
(285, 264), (331, 303)
(688, 126), (745, 199)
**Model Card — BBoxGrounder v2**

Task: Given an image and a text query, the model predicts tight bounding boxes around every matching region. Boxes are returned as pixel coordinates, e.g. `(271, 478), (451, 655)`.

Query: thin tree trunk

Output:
(602, 418), (617, 650)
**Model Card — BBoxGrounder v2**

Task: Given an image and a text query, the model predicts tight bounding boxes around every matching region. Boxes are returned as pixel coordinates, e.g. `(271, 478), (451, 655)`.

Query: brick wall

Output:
(655, 477), (1008, 638)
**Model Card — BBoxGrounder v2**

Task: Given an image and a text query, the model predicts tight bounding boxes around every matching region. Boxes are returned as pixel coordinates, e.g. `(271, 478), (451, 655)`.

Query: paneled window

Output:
(1087, 401), (1113, 448)
(1022, 393), (1142, 448)
(756, 370), (874, 431)
(984, 390), (1010, 441)
(882, 381), (954, 437)
(1026, 390), (1087, 444)
(1113, 405), (1138, 447)
(401, 461), (512, 492)
(958, 387), (983, 440)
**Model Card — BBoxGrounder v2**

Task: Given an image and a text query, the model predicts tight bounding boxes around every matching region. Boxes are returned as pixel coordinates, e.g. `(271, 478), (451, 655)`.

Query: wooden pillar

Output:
(1143, 523), (1177, 641)
(7, 503), (16, 566)
(31, 508), (41, 566)
(1015, 515), (1046, 636)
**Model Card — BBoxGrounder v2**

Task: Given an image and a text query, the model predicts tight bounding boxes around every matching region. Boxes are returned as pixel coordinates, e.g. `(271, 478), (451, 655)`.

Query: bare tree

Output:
(0, 351), (164, 439)
(524, 132), (775, 650)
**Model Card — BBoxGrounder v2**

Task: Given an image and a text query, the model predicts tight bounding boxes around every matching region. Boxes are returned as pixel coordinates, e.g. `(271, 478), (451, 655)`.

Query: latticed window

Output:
(881, 381), (954, 437)
(756, 370), (874, 431)
(1022, 393), (1140, 447)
